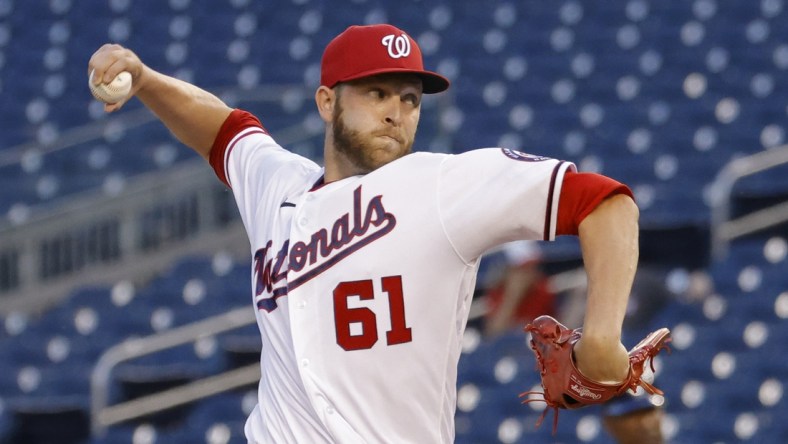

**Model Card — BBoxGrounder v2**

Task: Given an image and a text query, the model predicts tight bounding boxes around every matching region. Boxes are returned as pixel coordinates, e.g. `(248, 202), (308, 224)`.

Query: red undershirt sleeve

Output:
(208, 109), (267, 187)
(556, 171), (635, 236)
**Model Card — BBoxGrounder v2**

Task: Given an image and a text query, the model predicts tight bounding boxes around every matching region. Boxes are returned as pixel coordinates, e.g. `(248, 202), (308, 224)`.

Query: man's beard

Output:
(332, 101), (412, 174)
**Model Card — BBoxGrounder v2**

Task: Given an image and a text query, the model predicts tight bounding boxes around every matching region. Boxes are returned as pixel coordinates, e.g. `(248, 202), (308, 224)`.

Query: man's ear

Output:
(315, 86), (335, 123)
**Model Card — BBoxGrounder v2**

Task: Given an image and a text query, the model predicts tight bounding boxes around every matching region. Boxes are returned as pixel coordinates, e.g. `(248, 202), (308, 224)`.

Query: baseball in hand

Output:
(89, 69), (132, 104)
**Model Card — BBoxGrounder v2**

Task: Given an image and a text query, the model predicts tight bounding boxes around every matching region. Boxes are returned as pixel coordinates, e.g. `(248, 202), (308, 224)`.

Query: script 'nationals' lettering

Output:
(254, 186), (396, 312)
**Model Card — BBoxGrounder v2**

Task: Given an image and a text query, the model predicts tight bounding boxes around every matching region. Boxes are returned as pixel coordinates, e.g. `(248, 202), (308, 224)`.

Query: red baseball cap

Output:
(320, 24), (450, 94)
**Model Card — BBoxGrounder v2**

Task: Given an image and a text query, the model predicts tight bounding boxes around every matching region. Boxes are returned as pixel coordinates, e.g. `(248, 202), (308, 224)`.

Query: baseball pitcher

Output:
(88, 23), (668, 444)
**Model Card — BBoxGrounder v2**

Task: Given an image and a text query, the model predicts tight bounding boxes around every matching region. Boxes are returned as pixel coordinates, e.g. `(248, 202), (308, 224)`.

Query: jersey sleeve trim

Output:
(544, 161), (576, 241)
(555, 171), (635, 236)
(208, 109), (268, 188)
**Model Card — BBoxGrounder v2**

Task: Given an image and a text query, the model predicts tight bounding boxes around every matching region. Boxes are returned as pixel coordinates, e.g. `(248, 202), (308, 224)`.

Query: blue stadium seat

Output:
(4, 395), (90, 444)
(174, 392), (250, 443)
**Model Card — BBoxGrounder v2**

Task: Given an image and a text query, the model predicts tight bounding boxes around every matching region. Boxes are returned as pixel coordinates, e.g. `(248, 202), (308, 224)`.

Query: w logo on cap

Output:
(321, 24), (449, 93)
(381, 33), (411, 59)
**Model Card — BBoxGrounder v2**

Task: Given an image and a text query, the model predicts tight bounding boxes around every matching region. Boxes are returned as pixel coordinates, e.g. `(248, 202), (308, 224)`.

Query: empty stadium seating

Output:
(0, 0), (786, 443)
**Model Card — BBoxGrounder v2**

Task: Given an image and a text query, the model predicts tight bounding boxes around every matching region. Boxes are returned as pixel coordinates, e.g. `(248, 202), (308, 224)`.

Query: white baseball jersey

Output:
(210, 111), (575, 443)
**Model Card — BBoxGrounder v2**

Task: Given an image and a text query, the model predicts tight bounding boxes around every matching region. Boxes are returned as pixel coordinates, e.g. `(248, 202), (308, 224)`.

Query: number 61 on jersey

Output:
(333, 275), (413, 351)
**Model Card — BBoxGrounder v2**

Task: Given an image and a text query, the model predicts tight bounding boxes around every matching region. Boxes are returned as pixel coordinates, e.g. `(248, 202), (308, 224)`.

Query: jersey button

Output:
(298, 217), (308, 226)
(297, 300), (307, 309)
(301, 358), (309, 368)
(326, 406), (335, 415)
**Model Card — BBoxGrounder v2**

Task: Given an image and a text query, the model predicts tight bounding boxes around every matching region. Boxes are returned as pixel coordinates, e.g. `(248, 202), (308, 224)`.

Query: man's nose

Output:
(384, 98), (402, 125)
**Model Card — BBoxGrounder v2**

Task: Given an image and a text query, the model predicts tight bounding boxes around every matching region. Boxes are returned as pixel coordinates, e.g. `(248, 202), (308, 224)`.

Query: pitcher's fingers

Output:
(87, 44), (126, 84)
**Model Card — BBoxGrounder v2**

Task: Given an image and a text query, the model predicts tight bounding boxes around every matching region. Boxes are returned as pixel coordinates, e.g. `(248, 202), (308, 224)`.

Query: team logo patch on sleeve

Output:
(501, 148), (551, 162)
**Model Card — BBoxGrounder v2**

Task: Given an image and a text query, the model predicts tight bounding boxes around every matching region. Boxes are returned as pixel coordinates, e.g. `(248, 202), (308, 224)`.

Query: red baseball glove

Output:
(520, 315), (671, 433)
